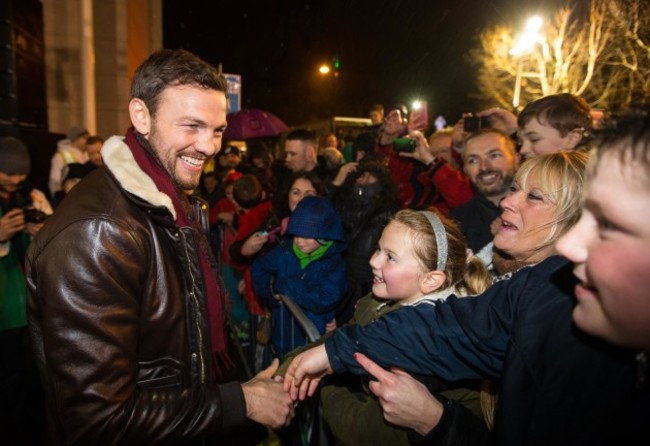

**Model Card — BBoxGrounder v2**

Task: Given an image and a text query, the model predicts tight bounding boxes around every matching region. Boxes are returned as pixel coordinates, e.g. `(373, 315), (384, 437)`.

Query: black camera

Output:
(392, 137), (416, 153)
(463, 116), (491, 133)
(10, 182), (48, 224)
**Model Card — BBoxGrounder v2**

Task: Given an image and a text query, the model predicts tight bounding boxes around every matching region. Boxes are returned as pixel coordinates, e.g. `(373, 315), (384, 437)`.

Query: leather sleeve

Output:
(26, 215), (247, 445)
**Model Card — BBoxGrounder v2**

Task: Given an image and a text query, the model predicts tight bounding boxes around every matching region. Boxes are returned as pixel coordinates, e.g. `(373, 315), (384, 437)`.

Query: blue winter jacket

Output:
(252, 237), (347, 357)
(325, 255), (647, 445)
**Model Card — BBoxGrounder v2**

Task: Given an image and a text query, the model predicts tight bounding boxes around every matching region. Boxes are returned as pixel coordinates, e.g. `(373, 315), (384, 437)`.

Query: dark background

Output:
(163, 0), (565, 128)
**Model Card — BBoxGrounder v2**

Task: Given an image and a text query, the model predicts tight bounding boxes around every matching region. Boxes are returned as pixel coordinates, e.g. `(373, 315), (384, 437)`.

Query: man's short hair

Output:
(285, 128), (317, 146)
(517, 93), (592, 136)
(86, 135), (104, 146)
(462, 128), (516, 159)
(130, 49), (227, 118)
(386, 103), (408, 120)
(233, 174), (263, 209)
(321, 147), (343, 170)
(428, 127), (454, 140)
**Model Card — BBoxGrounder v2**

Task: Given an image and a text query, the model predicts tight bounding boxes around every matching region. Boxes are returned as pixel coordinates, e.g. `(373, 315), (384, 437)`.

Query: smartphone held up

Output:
(463, 115), (491, 133)
(392, 137), (417, 153)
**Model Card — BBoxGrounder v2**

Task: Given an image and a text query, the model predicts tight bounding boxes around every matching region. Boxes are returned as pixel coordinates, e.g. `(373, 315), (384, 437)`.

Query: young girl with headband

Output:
(282, 208), (493, 444)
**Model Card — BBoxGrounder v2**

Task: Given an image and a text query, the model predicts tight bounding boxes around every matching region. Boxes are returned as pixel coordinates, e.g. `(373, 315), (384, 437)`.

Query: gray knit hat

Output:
(0, 136), (31, 174)
(68, 126), (89, 142)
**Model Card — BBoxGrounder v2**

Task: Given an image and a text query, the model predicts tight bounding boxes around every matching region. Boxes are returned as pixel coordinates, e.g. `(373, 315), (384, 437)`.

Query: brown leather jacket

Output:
(26, 136), (246, 445)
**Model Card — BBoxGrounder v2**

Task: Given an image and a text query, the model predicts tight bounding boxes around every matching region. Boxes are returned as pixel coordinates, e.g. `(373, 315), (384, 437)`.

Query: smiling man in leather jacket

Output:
(25, 49), (294, 445)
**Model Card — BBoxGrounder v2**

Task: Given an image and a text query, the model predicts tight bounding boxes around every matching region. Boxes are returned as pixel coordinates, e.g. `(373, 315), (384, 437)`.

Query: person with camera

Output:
(0, 136), (52, 444)
(374, 104), (473, 213)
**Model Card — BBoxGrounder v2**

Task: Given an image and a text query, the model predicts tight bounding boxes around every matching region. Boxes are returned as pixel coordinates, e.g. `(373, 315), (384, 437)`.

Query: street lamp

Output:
(318, 64), (331, 75)
(510, 16), (543, 110)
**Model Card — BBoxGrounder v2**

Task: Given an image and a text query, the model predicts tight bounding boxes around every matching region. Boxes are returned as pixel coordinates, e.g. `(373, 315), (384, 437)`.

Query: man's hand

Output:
(242, 358), (295, 429)
(355, 352), (444, 436)
(476, 107), (518, 136)
(0, 208), (25, 242)
(451, 115), (471, 148)
(282, 344), (332, 401)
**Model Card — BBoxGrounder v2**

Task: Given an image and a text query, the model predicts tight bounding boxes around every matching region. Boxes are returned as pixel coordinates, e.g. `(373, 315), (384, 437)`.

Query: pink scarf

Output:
(125, 128), (233, 380)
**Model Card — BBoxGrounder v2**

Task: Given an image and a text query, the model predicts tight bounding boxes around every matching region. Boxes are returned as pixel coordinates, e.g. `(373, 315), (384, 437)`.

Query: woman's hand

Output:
(397, 131), (436, 165)
(331, 162), (358, 187)
(241, 231), (270, 256)
(355, 352), (444, 436)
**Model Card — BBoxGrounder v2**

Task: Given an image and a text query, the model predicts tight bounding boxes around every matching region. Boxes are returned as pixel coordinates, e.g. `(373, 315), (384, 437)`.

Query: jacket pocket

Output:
(137, 357), (184, 389)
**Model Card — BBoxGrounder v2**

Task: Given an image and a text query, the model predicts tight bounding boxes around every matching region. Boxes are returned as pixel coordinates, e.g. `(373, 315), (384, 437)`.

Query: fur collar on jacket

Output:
(102, 135), (176, 220)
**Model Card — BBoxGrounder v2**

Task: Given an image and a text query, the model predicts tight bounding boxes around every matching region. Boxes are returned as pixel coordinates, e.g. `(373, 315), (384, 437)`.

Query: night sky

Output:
(163, 0), (564, 128)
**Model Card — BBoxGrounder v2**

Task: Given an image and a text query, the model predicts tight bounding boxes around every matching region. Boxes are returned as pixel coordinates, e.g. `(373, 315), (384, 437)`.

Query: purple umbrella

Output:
(224, 108), (289, 140)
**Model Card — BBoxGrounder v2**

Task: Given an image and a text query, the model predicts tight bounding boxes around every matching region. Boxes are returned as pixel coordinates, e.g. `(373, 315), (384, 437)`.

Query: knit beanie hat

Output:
(68, 126), (89, 142)
(0, 136), (31, 174)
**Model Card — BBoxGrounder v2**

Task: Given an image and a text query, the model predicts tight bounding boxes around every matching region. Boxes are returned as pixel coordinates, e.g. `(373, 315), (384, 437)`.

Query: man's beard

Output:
(478, 171), (514, 199)
(148, 125), (201, 191)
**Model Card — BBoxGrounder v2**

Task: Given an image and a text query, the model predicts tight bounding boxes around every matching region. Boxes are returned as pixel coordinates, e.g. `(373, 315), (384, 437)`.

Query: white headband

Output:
(422, 211), (448, 271)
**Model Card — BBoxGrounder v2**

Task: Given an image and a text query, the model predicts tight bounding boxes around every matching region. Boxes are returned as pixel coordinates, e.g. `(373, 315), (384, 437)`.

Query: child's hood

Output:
(285, 196), (346, 243)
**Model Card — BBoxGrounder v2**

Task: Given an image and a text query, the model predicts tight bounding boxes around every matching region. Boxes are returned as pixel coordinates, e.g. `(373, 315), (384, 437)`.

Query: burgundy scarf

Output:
(124, 128), (232, 380)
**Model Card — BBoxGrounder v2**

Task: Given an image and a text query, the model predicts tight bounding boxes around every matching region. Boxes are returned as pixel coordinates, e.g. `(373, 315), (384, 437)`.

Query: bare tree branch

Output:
(469, 0), (650, 110)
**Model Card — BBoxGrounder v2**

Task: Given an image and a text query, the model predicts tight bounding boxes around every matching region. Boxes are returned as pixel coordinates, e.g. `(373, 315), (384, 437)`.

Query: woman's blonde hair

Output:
(392, 209), (492, 295)
(514, 150), (589, 246)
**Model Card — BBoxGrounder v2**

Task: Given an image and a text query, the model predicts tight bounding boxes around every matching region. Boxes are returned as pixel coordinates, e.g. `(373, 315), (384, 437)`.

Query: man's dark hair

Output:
(517, 93), (592, 136)
(285, 128), (317, 145)
(131, 49), (227, 118)
(386, 103), (409, 120)
(233, 174), (263, 209)
(462, 128), (516, 158)
(591, 106), (650, 172)
(86, 135), (104, 146)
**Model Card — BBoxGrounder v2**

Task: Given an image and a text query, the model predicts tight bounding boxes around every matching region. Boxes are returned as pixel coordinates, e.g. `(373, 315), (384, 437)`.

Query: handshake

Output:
(241, 358), (296, 430)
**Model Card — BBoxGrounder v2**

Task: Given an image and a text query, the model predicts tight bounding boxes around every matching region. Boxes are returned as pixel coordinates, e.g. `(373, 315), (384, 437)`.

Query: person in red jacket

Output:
(373, 104), (473, 213)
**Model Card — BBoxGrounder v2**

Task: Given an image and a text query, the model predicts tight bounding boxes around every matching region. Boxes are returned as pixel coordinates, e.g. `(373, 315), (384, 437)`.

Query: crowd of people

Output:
(0, 48), (647, 445)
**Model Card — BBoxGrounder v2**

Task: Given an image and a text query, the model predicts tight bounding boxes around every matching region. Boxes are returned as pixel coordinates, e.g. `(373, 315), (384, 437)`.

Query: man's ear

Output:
(306, 143), (318, 160)
(564, 128), (585, 150)
(129, 98), (152, 137)
(421, 270), (447, 294)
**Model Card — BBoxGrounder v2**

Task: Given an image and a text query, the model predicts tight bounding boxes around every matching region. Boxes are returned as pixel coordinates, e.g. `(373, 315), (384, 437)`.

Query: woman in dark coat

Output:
(331, 160), (400, 324)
